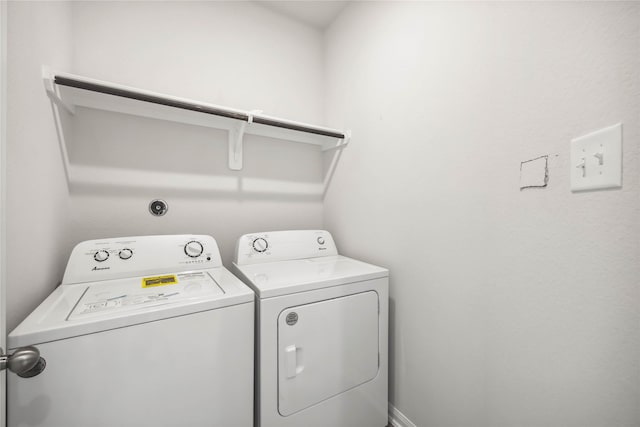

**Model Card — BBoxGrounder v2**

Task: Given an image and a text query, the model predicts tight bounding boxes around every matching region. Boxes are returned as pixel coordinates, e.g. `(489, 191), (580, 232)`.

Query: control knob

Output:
(252, 237), (268, 253)
(94, 250), (109, 262)
(184, 241), (204, 258)
(119, 249), (133, 260)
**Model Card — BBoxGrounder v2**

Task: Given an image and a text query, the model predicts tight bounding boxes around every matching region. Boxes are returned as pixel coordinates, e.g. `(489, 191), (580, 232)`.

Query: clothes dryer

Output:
(8, 235), (254, 427)
(233, 230), (388, 427)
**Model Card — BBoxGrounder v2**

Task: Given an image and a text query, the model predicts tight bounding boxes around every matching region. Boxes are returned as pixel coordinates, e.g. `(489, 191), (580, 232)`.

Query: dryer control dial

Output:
(93, 250), (109, 262)
(252, 237), (268, 253)
(119, 248), (133, 260)
(184, 241), (204, 258)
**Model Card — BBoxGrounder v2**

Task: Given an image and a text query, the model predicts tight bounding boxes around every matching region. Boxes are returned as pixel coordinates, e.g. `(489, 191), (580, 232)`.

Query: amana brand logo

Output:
(286, 312), (298, 326)
(92, 266), (110, 271)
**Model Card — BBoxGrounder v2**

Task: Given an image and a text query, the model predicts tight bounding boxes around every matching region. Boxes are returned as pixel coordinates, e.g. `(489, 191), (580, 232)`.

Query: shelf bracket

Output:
(322, 130), (351, 151)
(228, 120), (247, 171)
(42, 66), (75, 115)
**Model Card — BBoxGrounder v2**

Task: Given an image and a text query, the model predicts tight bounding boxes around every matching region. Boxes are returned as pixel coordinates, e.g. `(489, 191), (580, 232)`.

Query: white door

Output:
(0, 1), (7, 426)
(277, 291), (380, 416)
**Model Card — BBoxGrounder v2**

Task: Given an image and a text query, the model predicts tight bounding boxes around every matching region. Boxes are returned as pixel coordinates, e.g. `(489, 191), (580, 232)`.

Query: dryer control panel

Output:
(235, 230), (338, 265)
(62, 235), (222, 285)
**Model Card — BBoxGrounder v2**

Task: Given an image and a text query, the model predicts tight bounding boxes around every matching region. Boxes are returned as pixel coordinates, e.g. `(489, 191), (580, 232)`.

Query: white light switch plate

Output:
(570, 123), (622, 192)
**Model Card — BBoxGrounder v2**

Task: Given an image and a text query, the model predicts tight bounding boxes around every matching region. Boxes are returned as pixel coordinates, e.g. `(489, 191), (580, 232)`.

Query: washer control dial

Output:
(184, 241), (204, 258)
(94, 250), (109, 262)
(317, 236), (325, 245)
(252, 237), (268, 253)
(119, 248), (133, 260)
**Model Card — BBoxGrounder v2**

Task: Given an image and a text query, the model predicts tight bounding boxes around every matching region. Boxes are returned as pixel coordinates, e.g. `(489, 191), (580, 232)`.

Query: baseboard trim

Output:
(388, 403), (417, 427)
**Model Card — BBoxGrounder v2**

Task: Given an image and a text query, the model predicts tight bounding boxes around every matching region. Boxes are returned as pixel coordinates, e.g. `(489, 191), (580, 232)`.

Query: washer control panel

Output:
(235, 230), (338, 266)
(63, 235), (222, 285)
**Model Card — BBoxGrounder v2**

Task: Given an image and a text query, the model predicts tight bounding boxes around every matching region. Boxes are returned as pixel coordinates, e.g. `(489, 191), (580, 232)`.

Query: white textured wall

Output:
(66, 1), (325, 268)
(324, 2), (640, 427)
(71, 1), (324, 123)
(6, 1), (326, 330)
(6, 1), (72, 332)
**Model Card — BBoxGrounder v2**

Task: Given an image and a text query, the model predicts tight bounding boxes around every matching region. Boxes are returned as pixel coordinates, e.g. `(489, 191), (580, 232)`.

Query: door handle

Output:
(284, 345), (304, 379)
(0, 346), (46, 378)
(284, 345), (297, 378)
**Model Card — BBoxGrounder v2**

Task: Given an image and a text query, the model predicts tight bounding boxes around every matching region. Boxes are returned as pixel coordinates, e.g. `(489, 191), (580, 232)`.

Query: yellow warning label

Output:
(142, 275), (178, 288)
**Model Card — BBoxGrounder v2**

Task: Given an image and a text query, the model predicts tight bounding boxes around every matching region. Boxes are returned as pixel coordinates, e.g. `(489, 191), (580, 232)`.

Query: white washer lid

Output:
(233, 255), (388, 299)
(68, 270), (224, 321)
(8, 267), (253, 349)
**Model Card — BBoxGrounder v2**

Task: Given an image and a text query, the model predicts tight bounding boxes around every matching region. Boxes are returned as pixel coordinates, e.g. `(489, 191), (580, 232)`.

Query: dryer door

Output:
(277, 290), (379, 416)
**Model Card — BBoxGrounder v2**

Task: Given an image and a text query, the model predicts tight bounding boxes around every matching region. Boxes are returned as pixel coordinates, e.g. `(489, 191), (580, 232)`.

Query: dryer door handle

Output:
(284, 345), (297, 378)
(284, 345), (304, 379)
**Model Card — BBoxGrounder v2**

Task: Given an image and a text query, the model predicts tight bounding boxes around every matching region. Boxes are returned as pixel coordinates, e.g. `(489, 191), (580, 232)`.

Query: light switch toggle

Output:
(575, 158), (586, 177)
(593, 151), (604, 165)
(570, 123), (622, 192)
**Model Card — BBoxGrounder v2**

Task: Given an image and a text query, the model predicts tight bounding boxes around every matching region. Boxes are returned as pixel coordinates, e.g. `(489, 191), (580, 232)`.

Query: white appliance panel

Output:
(68, 271), (223, 320)
(233, 255), (387, 298)
(277, 291), (379, 416)
(235, 230), (337, 265)
(9, 267), (251, 348)
(63, 234), (222, 285)
(8, 303), (254, 427)
(254, 278), (388, 427)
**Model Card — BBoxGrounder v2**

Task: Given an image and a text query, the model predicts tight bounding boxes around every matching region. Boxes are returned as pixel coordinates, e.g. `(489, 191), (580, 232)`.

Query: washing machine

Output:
(233, 230), (389, 427)
(7, 234), (254, 427)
